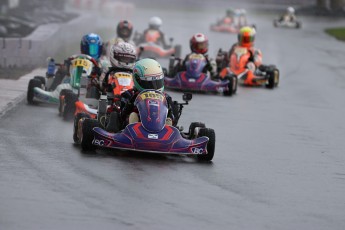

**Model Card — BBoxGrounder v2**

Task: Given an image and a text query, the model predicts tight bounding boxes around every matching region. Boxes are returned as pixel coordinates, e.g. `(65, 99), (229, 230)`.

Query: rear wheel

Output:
(59, 89), (72, 115)
(27, 79), (41, 104)
(223, 76), (237, 96)
(81, 119), (100, 151)
(197, 128), (215, 162)
(73, 113), (90, 143)
(266, 68), (279, 89)
(189, 122), (206, 139)
(34, 76), (46, 86)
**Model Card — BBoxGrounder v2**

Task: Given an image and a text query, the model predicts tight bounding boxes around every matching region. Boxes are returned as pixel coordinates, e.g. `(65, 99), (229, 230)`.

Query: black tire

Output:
(266, 71), (275, 89)
(81, 119), (100, 151)
(189, 122), (206, 139)
(34, 76), (46, 86)
(59, 89), (72, 115)
(273, 68), (280, 87)
(73, 113), (90, 143)
(63, 92), (78, 120)
(106, 111), (122, 133)
(174, 45), (182, 58)
(197, 128), (215, 162)
(223, 76), (237, 96)
(27, 79), (41, 104)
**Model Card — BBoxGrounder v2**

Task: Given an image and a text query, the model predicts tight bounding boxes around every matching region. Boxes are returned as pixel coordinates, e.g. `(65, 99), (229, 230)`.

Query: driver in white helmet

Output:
(141, 16), (169, 48)
(280, 6), (297, 22)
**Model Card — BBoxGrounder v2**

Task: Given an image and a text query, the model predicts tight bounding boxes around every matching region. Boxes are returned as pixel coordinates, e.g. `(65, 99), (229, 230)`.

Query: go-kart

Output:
(165, 53), (237, 96)
(218, 47), (279, 88)
(133, 31), (181, 59)
(77, 90), (216, 161)
(72, 70), (134, 121)
(210, 23), (241, 33)
(58, 54), (101, 120)
(273, 18), (301, 29)
(27, 57), (76, 104)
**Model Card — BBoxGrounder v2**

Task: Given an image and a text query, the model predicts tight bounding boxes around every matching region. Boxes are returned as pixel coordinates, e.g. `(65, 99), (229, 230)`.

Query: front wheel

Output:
(63, 92), (78, 120)
(197, 128), (215, 162)
(266, 68), (279, 89)
(73, 113), (91, 143)
(81, 119), (100, 151)
(188, 122), (206, 139)
(27, 79), (41, 104)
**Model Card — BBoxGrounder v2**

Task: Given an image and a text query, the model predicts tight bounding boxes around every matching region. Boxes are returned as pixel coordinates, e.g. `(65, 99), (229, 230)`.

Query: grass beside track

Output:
(325, 27), (345, 41)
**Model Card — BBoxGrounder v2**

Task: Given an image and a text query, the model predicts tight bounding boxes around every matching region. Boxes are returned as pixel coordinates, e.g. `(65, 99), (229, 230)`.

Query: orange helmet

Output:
(238, 26), (255, 48)
(190, 33), (208, 54)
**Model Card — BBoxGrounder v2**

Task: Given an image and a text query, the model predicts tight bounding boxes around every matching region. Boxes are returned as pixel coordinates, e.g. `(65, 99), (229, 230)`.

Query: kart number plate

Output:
(139, 92), (164, 101)
(72, 59), (91, 69)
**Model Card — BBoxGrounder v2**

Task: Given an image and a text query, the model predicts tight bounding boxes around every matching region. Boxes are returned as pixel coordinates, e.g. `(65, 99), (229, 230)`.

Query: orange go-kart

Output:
(74, 71), (134, 119)
(133, 30), (181, 59)
(218, 47), (279, 89)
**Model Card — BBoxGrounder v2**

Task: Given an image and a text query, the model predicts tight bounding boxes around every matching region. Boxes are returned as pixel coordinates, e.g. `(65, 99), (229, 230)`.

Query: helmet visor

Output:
(89, 44), (99, 58)
(114, 53), (136, 64)
(138, 78), (164, 90)
(197, 41), (208, 50)
(241, 35), (254, 44)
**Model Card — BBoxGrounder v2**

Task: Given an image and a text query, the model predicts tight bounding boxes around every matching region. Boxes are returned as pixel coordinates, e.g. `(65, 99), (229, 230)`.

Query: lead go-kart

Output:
(273, 18), (301, 29)
(165, 53), (237, 96)
(77, 90), (216, 161)
(133, 31), (181, 59)
(218, 47), (279, 89)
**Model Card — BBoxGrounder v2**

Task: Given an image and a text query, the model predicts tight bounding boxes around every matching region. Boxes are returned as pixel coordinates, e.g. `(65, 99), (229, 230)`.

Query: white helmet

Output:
(149, 16), (162, 30)
(287, 7), (295, 14)
(109, 42), (137, 70)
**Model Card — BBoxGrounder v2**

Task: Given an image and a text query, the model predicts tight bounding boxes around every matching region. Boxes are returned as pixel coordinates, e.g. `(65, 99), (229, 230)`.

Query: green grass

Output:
(325, 27), (345, 41)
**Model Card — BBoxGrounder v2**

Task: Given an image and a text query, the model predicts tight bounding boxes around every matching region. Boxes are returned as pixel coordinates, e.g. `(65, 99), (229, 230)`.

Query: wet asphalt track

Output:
(1, 3), (345, 230)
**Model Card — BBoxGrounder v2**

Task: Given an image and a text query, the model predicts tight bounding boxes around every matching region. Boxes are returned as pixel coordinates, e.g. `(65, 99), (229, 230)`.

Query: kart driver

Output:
(173, 33), (217, 79)
(104, 20), (135, 57)
(279, 6), (297, 22)
(219, 8), (235, 25)
(48, 33), (104, 91)
(120, 58), (176, 127)
(141, 16), (169, 48)
(218, 26), (262, 77)
(102, 41), (137, 96)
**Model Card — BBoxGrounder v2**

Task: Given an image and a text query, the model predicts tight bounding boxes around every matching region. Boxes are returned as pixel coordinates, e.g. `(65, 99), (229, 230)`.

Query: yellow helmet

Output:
(238, 26), (256, 48)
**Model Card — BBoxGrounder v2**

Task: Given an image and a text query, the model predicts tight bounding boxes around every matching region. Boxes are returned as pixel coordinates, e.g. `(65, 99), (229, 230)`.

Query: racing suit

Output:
(218, 43), (262, 78)
(142, 28), (169, 49)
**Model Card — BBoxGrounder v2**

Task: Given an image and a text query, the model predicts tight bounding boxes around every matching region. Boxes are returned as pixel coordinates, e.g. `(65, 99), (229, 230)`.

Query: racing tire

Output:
(106, 111), (122, 133)
(189, 122), (206, 139)
(63, 92), (78, 120)
(174, 45), (182, 59)
(197, 128), (215, 162)
(73, 113), (90, 143)
(59, 89), (72, 115)
(266, 68), (279, 89)
(81, 118), (100, 151)
(27, 79), (41, 104)
(34, 76), (46, 87)
(223, 75), (237, 96)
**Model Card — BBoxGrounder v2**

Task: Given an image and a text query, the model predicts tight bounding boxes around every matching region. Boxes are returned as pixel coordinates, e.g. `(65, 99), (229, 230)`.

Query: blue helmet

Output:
(80, 33), (103, 60)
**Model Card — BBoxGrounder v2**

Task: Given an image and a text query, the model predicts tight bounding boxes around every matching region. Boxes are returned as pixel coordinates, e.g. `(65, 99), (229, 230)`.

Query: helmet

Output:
(238, 26), (255, 48)
(116, 20), (133, 41)
(133, 58), (164, 92)
(80, 33), (103, 60)
(287, 6), (295, 14)
(149, 16), (162, 30)
(190, 33), (209, 54)
(109, 42), (137, 70)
